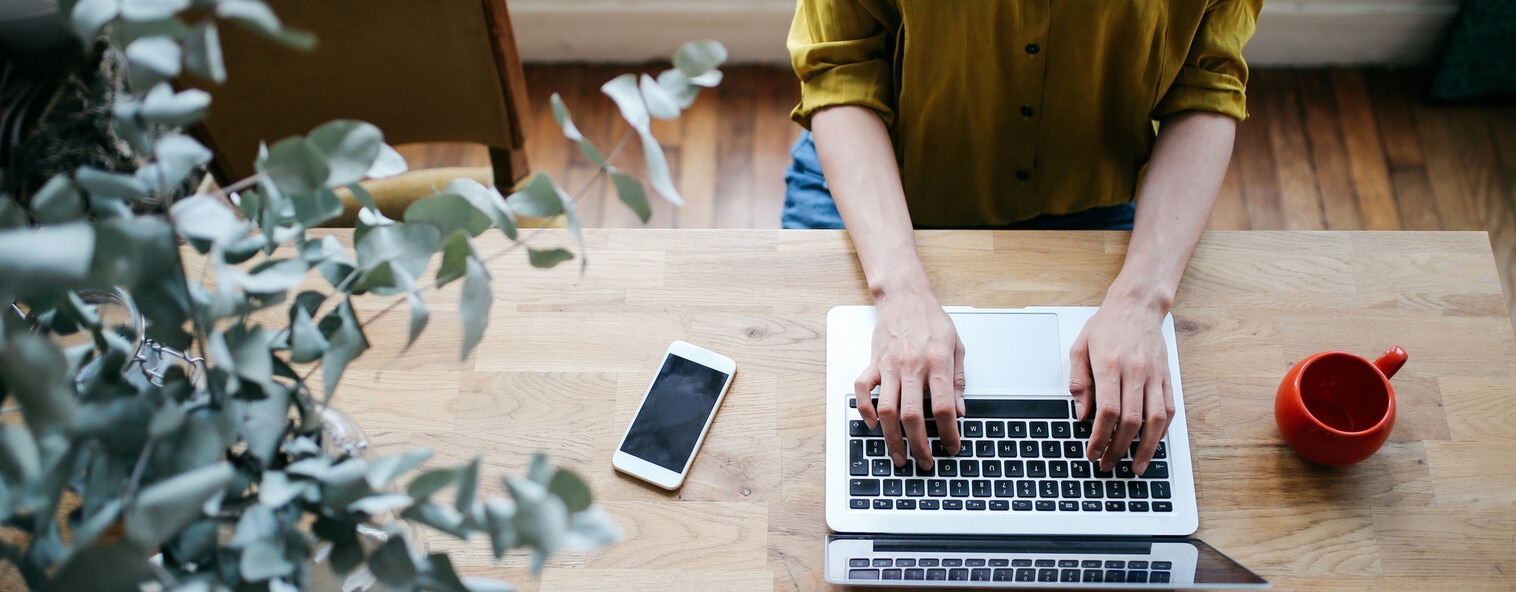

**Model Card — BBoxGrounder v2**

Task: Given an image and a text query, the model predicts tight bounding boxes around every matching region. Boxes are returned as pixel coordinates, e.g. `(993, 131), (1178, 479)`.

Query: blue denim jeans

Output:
(782, 130), (1136, 230)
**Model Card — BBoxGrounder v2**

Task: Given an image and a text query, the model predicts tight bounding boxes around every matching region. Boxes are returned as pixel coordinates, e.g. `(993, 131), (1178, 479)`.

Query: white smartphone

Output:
(612, 340), (737, 489)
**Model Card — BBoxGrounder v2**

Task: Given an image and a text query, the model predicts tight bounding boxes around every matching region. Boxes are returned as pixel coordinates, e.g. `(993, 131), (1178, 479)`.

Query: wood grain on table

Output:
(325, 229), (1516, 591)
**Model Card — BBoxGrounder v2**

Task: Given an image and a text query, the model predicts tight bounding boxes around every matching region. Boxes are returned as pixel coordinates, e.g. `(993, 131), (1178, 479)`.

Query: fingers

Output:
(954, 338), (967, 417)
(1132, 372), (1170, 475)
(877, 370), (909, 467)
(1086, 354), (1121, 468)
(854, 364), (882, 429)
(1101, 365), (1146, 472)
(905, 373), (935, 471)
(1068, 332), (1094, 421)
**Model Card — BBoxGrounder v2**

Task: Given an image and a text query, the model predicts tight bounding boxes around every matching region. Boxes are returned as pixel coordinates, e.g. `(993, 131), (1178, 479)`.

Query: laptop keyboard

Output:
(845, 556), (1174, 583)
(847, 397), (1174, 513)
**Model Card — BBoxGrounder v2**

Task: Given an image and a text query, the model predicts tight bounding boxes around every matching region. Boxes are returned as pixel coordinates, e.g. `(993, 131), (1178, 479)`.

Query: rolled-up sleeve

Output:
(1152, 0), (1262, 121)
(787, 0), (895, 129)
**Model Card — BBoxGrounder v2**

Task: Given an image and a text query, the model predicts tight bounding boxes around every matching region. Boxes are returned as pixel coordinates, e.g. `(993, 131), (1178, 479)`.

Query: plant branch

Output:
(210, 173), (266, 200)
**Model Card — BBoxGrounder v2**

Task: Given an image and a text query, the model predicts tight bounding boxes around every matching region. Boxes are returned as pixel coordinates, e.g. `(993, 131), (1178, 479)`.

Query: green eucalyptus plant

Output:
(0, 0), (728, 590)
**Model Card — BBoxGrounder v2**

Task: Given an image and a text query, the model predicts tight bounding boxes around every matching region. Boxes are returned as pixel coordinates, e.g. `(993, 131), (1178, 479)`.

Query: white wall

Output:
(509, 0), (1461, 66)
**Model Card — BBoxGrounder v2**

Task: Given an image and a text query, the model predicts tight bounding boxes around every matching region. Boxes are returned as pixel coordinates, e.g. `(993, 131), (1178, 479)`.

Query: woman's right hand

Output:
(853, 288), (966, 472)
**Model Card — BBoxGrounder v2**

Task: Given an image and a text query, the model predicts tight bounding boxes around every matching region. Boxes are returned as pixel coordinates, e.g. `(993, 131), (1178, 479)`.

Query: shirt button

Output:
(1020, 106), (1035, 117)
(1025, 43), (1041, 54)
(1016, 170), (1030, 181)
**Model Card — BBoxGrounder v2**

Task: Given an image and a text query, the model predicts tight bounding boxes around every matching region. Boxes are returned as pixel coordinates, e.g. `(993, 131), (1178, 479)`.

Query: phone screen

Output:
(619, 354), (732, 472)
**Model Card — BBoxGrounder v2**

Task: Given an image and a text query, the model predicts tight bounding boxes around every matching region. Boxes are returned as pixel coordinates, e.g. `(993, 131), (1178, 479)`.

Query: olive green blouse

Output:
(788, 0), (1262, 227)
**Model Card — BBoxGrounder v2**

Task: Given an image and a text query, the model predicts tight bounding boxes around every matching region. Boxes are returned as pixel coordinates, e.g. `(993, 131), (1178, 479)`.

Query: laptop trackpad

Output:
(952, 312), (1064, 393)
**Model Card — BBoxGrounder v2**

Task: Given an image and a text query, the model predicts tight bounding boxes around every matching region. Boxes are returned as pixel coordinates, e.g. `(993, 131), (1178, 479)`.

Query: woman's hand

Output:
(1068, 297), (1174, 476)
(854, 288), (966, 472)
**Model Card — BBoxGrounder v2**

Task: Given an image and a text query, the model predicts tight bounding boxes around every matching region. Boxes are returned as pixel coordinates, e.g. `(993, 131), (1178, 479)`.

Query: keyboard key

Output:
(1030, 421), (1051, 438)
(873, 558), (893, 567)
(1151, 571), (1171, 583)
(1027, 461), (1048, 478)
(905, 568), (925, 580)
(1129, 501), (1150, 512)
(990, 499), (1010, 510)
(872, 459), (891, 476)
(893, 461), (913, 477)
(955, 444), (974, 458)
(942, 559), (963, 567)
(919, 558), (940, 567)
(967, 559), (986, 567)
(976, 440), (995, 458)
(1064, 441), (1084, 458)
(850, 460), (868, 476)
(1074, 421), (1093, 438)
(966, 399), (1070, 418)
(883, 568), (902, 580)
(950, 480), (970, 497)
(1005, 460), (1026, 477)
(895, 559), (916, 567)
(851, 479), (881, 496)
(1052, 421), (1072, 438)
(1062, 481), (1081, 498)
(1084, 481), (1103, 498)
(1105, 570), (1125, 583)
(998, 441), (1017, 458)
(850, 499), (869, 509)
(849, 397), (857, 408)
(850, 558), (870, 567)
(884, 479), (903, 496)
(1082, 500), (1102, 511)
(990, 559), (1010, 567)
(867, 439), (885, 457)
(1153, 482), (1172, 499)
(929, 480), (948, 497)
(1105, 561), (1125, 569)
(1082, 560), (1103, 569)
(1058, 500), (1079, 511)
(850, 439), (864, 463)
(925, 422), (939, 438)
(1038, 568), (1058, 582)
(1008, 421), (1029, 438)
(1155, 441), (1168, 459)
(920, 499), (941, 510)
(1015, 568), (1036, 582)
(1041, 441), (1062, 458)
(850, 420), (883, 436)
(937, 460), (957, 477)
(1154, 501), (1174, 512)
(927, 568), (947, 580)
(943, 500), (964, 510)
(1049, 460), (1069, 478)
(1115, 461), (1136, 479)
(1106, 481), (1127, 499)
(1128, 561), (1149, 570)
(949, 569), (969, 581)
(971, 568), (992, 581)
(993, 568), (1013, 581)
(1019, 441), (1040, 458)
(1039, 480), (1058, 498)
(972, 480), (992, 497)
(896, 499), (917, 510)
(963, 421), (983, 438)
(1130, 481), (1149, 499)
(932, 440), (947, 457)
(1013, 559), (1033, 567)
(849, 569), (880, 580)
(1105, 501), (1126, 511)
(983, 461), (1003, 478)
(1017, 480), (1036, 498)
(1013, 500), (1033, 511)
(1095, 465), (1114, 478)
(1151, 562), (1172, 570)
(960, 460), (980, 477)
(986, 421), (1006, 438)
(1071, 461), (1092, 478)
(1061, 569), (1080, 582)
(1083, 569), (1104, 582)
(995, 481), (1015, 497)
(966, 500), (986, 510)
(1128, 570), (1149, 583)
(1142, 461), (1170, 479)
(874, 499), (892, 509)
(1035, 500), (1056, 511)
(906, 479), (926, 497)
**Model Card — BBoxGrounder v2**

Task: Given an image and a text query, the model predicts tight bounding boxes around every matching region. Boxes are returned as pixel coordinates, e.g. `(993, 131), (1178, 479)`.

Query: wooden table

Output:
(332, 229), (1516, 591)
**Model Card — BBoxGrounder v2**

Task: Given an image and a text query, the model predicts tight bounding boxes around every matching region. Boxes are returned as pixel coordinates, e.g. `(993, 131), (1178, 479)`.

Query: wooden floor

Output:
(398, 66), (1516, 328)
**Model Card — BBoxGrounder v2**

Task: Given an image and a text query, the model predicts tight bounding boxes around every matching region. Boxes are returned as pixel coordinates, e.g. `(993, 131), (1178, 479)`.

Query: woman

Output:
(785, 1), (1260, 479)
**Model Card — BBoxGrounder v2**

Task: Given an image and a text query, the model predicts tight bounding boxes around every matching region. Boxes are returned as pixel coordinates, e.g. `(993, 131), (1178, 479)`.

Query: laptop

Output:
(824, 306), (1269, 588)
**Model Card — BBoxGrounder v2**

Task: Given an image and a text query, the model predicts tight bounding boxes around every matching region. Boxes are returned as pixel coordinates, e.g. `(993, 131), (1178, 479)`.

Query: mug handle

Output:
(1374, 346), (1408, 379)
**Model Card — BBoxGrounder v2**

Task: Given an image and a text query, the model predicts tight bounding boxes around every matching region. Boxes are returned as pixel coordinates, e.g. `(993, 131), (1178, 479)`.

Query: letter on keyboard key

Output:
(963, 420), (983, 438)
(929, 479), (948, 497)
(976, 441), (996, 457)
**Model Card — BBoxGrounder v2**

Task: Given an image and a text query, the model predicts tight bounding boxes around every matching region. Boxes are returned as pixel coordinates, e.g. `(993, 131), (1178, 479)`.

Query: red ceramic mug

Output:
(1275, 346), (1407, 466)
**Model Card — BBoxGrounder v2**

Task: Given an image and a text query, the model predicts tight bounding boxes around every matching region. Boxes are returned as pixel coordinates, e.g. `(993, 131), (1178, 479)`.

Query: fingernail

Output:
(1073, 401), (1084, 419)
(918, 459), (933, 471)
(891, 452), (905, 466)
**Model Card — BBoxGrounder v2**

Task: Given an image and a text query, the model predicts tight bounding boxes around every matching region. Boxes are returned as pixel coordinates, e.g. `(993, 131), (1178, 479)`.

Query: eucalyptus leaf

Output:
(289, 305), (328, 364)
(460, 257), (492, 361)
(238, 258), (309, 294)
(674, 40), (728, 78)
(124, 462), (234, 550)
(422, 554), (470, 592)
(609, 168), (651, 223)
(0, 332), (79, 432)
(656, 68), (699, 109)
(171, 194), (247, 244)
(232, 325), (274, 389)
(48, 542), (155, 592)
(548, 469), (592, 514)
(31, 175), (85, 224)
(242, 382), (290, 465)
(0, 426), (41, 484)
(121, 0), (191, 22)
(217, 0), (281, 35)
(366, 448), (433, 489)
(139, 83), (211, 127)
(229, 504), (278, 548)
(355, 222), (441, 281)
(639, 73), (680, 120)
(113, 100), (152, 155)
(455, 458), (480, 513)
(0, 196), (26, 229)
(369, 536), (418, 590)
(689, 69), (724, 88)
(406, 467), (457, 500)
(241, 539), (295, 581)
(66, 498), (123, 555)
(402, 500), (470, 539)
(563, 506), (623, 549)
(185, 21), (226, 83)
(482, 498), (517, 559)
(259, 470), (311, 507)
(264, 137), (330, 197)
(308, 120), (384, 187)
(347, 182), (380, 211)
(505, 173), (563, 219)
(293, 186), (344, 227)
(445, 178), (515, 235)
(367, 144), (409, 179)
(350, 260), (399, 294)
(405, 292), (427, 350)
(549, 93), (583, 142)
(71, 0), (120, 41)
(111, 17), (192, 48)
(405, 192), (493, 239)
(436, 229), (472, 288)
(601, 73), (649, 132)
(527, 453), (551, 486)
(347, 493), (415, 516)
(526, 248), (573, 269)
(136, 134), (212, 195)
(319, 299), (369, 403)
(75, 166), (150, 200)
(318, 457), (373, 511)
(123, 36), (182, 87)
(639, 131), (684, 205)
(0, 224), (95, 301)
(462, 577), (517, 592)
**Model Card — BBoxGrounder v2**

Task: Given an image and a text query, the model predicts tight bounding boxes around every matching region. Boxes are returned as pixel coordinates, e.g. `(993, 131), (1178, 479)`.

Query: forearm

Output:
(810, 106), (932, 301)
(1108, 111), (1237, 312)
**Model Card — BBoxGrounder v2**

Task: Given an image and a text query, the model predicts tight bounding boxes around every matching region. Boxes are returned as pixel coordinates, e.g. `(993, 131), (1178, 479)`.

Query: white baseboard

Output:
(511, 0), (1460, 66)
